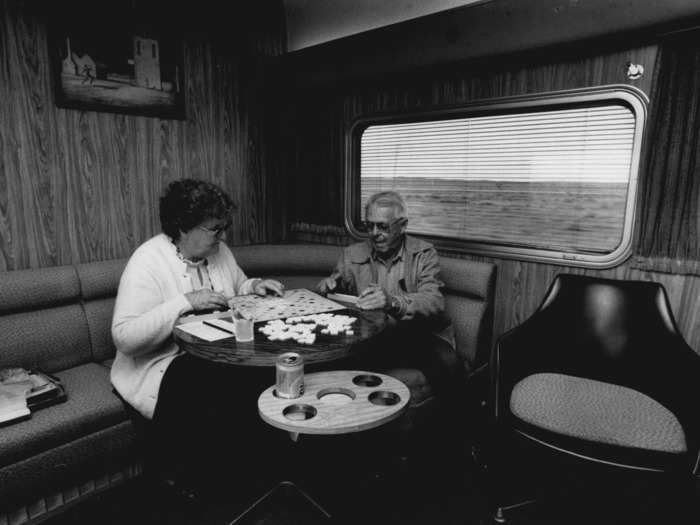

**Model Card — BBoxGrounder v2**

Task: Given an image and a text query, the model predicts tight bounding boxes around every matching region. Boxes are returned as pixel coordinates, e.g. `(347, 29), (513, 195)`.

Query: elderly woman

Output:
(111, 178), (285, 497)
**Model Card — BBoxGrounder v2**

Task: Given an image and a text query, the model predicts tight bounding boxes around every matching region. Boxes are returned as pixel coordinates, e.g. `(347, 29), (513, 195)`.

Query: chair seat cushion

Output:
(510, 373), (687, 453)
(385, 367), (433, 406)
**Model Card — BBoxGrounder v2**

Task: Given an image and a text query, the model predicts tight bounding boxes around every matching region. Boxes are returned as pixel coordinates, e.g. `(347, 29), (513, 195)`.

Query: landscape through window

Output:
(351, 87), (647, 267)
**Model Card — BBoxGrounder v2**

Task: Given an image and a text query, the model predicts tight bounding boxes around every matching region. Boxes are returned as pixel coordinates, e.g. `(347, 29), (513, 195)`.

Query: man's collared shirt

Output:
(331, 235), (455, 350)
(370, 243), (405, 298)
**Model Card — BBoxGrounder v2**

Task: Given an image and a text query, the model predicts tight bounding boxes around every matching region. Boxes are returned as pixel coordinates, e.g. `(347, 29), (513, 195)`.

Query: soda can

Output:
(275, 352), (304, 399)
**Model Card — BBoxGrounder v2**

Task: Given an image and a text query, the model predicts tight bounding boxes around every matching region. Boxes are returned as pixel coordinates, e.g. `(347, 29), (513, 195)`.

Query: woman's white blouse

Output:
(110, 233), (256, 419)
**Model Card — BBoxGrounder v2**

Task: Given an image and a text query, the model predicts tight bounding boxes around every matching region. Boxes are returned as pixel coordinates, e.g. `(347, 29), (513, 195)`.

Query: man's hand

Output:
(316, 271), (340, 295)
(185, 289), (229, 311)
(253, 279), (285, 297)
(317, 276), (338, 295)
(356, 284), (389, 310)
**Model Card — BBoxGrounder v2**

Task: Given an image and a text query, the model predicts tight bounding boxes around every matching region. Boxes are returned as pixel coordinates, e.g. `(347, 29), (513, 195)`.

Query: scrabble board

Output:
(227, 288), (346, 322)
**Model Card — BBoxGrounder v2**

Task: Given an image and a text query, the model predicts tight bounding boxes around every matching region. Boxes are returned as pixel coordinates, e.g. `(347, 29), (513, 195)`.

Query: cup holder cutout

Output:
(283, 404), (317, 421)
(352, 374), (383, 387)
(368, 390), (401, 406)
(317, 388), (356, 405)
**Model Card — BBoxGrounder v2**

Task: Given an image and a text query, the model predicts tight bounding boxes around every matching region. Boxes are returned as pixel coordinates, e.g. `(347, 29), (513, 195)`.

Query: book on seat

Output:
(0, 388), (31, 426)
(0, 368), (67, 425)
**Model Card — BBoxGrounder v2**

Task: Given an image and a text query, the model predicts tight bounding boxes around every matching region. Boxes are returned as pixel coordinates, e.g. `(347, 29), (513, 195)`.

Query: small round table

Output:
(257, 370), (410, 435)
(174, 308), (388, 367)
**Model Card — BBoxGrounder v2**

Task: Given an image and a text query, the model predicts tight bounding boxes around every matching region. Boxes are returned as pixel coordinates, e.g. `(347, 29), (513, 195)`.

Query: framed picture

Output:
(49, 4), (185, 119)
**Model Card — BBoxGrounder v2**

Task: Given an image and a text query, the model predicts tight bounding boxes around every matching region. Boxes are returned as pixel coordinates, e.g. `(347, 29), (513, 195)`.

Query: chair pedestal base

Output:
(493, 499), (537, 524)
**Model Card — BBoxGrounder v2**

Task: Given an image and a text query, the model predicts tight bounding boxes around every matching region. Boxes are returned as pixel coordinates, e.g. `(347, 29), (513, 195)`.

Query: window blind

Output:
(359, 104), (636, 254)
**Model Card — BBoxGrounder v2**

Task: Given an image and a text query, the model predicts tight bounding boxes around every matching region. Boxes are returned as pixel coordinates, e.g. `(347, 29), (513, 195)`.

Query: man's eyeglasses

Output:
(358, 217), (405, 234)
(198, 222), (230, 237)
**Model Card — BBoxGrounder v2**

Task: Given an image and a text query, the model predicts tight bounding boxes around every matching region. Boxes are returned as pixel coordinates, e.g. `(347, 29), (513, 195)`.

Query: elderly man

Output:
(317, 191), (459, 400)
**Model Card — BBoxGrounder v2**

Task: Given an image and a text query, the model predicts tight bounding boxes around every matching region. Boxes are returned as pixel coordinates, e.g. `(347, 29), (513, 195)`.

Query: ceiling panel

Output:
(283, 0), (487, 51)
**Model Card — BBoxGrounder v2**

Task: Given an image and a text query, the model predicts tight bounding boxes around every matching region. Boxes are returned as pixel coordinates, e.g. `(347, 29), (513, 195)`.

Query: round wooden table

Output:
(173, 307), (388, 367)
(257, 370), (410, 435)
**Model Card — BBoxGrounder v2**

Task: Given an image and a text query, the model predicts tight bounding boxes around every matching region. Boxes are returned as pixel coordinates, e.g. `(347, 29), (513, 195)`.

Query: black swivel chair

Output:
(486, 274), (700, 522)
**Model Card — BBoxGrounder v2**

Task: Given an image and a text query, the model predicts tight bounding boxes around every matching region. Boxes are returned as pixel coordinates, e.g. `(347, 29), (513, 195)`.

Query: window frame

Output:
(343, 84), (648, 269)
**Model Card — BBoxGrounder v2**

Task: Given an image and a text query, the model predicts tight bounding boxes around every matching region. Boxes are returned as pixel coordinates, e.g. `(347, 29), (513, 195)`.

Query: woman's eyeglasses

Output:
(198, 222), (230, 237)
(358, 217), (405, 234)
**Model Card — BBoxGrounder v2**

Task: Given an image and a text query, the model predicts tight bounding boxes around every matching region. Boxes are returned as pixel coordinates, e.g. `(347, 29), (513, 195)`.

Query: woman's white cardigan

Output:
(110, 233), (257, 419)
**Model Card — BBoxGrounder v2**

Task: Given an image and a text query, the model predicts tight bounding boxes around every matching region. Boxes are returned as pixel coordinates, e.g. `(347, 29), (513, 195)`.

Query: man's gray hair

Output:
(364, 191), (407, 219)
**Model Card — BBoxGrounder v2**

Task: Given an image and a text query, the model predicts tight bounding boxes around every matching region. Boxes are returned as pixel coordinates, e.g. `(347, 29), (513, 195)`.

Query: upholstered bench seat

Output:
(0, 243), (496, 523)
(510, 373), (687, 453)
(0, 363), (129, 469)
(0, 257), (144, 522)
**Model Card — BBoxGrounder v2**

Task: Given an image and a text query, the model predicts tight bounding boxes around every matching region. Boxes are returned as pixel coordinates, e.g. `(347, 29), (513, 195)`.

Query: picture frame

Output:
(48, 5), (186, 119)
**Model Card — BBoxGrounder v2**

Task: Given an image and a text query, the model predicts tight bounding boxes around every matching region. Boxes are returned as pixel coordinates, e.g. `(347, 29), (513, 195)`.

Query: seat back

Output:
(232, 243), (344, 291)
(540, 275), (680, 360)
(440, 257), (496, 373)
(75, 258), (129, 363)
(0, 258), (129, 373)
(0, 265), (92, 373)
(526, 275), (686, 383)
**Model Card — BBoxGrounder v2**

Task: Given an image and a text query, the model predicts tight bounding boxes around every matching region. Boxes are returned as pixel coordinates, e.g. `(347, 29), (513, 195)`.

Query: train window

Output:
(344, 85), (647, 268)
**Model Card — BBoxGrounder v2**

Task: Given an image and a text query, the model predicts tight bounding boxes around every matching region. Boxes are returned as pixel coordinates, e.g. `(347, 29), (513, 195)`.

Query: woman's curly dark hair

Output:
(159, 179), (234, 241)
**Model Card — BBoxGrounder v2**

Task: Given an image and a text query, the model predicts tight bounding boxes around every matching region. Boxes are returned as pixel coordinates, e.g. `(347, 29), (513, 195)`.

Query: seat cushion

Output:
(0, 363), (130, 468)
(0, 421), (141, 513)
(510, 373), (687, 453)
(385, 367), (433, 406)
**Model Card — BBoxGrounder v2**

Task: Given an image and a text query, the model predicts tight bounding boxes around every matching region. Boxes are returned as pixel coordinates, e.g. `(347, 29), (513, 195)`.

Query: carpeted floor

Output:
(41, 441), (700, 525)
(42, 436), (489, 525)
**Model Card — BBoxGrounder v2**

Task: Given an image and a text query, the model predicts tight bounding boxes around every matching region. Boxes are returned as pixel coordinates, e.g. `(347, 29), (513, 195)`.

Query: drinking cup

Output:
(234, 317), (254, 342)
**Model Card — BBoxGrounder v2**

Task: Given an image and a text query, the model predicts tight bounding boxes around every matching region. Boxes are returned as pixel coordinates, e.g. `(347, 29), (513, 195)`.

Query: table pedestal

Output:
(228, 481), (330, 525)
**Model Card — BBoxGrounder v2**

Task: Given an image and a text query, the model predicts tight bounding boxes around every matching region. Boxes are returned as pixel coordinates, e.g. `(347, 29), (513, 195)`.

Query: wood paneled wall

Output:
(282, 40), (700, 352)
(0, 0), (286, 271)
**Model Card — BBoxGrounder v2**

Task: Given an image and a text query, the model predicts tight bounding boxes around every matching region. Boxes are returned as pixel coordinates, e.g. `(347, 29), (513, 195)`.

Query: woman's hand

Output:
(185, 289), (229, 311)
(253, 279), (285, 297)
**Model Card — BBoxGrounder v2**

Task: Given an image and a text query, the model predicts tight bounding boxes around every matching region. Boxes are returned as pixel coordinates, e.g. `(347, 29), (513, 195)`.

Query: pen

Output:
(203, 320), (235, 335)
